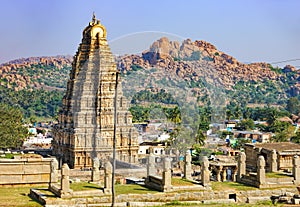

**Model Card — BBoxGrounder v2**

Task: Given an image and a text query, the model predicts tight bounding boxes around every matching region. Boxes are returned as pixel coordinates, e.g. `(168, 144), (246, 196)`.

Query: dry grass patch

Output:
(0, 186), (45, 207)
(211, 182), (256, 191)
(266, 172), (291, 178)
(171, 178), (195, 186)
(70, 182), (101, 191)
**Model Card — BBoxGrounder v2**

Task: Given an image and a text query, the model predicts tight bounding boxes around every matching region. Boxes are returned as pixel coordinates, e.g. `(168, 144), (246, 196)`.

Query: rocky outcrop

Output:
(118, 37), (291, 90)
(0, 56), (72, 91)
(0, 37), (298, 98)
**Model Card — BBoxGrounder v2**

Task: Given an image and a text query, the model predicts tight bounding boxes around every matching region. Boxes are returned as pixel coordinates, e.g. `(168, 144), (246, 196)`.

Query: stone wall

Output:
(41, 188), (298, 206)
(0, 157), (53, 186)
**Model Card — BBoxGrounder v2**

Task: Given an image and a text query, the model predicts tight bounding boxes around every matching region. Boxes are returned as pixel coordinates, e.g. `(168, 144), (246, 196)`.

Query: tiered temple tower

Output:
(52, 14), (139, 169)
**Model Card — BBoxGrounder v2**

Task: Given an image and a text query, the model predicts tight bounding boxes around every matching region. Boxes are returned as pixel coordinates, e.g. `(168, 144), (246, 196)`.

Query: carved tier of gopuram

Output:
(52, 14), (139, 169)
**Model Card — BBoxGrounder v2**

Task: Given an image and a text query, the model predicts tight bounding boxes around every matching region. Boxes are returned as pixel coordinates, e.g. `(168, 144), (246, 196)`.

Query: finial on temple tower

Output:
(92, 12), (96, 24)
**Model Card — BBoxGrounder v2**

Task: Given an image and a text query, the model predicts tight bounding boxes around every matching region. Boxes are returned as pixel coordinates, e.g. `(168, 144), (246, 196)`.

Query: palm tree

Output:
(195, 128), (206, 146)
(226, 110), (233, 121)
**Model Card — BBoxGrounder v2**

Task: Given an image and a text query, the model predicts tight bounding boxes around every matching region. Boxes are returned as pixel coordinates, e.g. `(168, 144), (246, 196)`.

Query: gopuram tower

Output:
(52, 14), (139, 169)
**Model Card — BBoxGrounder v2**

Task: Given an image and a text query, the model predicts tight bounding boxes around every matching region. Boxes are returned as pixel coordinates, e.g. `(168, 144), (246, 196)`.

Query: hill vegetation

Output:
(0, 38), (299, 124)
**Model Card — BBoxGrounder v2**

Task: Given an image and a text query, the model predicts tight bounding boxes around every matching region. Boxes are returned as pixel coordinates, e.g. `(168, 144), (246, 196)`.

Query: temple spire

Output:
(92, 12), (96, 24)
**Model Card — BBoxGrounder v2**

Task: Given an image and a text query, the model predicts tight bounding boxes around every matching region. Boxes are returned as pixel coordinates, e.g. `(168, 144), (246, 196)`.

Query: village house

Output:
(138, 141), (166, 156)
(233, 130), (272, 143)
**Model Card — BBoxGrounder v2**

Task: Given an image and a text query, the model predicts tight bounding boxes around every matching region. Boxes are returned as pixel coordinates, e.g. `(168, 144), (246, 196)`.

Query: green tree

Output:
(271, 123), (295, 142)
(286, 97), (300, 115)
(272, 131), (289, 142)
(226, 110), (233, 121)
(291, 131), (300, 144)
(169, 106), (181, 124)
(233, 106), (242, 119)
(0, 104), (28, 148)
(238, 119), (255, 130)
(195, 129), (206, 146)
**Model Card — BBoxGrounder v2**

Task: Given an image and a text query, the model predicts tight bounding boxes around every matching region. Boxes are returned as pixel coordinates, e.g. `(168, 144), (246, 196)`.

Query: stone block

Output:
(0, 174), (22, 184)
(202, 199), (235, 204)
(24, 163), (50, 174)
(247, 196), (270, 204)
(0, 163), (23, 174)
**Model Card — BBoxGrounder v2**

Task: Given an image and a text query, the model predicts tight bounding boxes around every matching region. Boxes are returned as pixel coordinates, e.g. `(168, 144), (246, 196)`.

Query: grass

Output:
(0, 186), (46, 207)
(211, 182), (256, 191)
(0, 153), (20, 159)
(116, 184), (157, 194)
(70, 182), (158, 194)
(266, 172), (291, 178)
(171, 178), (194, 186)
(70, 182), (101, 191)
(0, 182), (285, 207)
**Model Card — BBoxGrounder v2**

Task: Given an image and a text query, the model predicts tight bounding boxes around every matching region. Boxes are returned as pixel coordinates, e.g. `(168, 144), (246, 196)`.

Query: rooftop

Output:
(254, 142), (300, 152)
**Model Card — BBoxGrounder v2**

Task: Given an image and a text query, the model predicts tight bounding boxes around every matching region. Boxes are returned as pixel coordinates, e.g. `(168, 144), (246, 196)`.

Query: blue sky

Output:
(1, 0), (299, 68)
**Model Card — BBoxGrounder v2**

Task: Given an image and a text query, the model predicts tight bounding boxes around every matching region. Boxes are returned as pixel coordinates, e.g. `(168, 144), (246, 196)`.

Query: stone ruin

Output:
(47, 159), (113, 198)
(145, 154), (172, 192)
(183, 151), (192, 180)
(237, 152), (300, 188)
(144, 152), (212, 191)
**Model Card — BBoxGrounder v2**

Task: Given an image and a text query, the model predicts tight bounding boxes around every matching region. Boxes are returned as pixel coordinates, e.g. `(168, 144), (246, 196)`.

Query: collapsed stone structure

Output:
(244, 142), (300, 172)
(237, 151), (300, 188)
(145, 154), (172, 192)
(52, 14), (139, 169)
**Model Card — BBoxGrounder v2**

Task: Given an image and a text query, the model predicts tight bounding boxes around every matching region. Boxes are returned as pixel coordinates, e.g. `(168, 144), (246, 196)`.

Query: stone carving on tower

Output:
(52, 14), (139, 169)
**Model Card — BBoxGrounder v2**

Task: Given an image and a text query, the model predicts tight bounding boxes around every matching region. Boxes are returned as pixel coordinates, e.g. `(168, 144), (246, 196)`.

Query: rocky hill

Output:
(0, 38), (299, 119)
(118, 37), (300, 105)
(0, 55), (72, 91)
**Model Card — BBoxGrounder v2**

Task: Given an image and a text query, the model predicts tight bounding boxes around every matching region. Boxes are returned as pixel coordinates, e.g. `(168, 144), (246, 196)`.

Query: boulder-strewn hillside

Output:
(0, 38), (299, 119)
(118, 37), (300, 105)
(0, 55), (72, 91)
(0, 56), (72, 119)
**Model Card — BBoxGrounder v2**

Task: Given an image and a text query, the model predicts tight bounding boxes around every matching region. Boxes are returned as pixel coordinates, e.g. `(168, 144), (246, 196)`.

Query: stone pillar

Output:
(91, 157), (100, 182)
(201, 156), (210, 186)
(162, 157), (172, 192)
(49, 158), (58, 187)
(104, 161), (112, 193)
(232, 167), (238, 182)
(147, 154), (156, 177)
(216, 166), (222, 182)
(237, 152), (246, 181)
(257, 156), (266, 187)
(270, 150), (278, 172)
(222, 167), (227, 182)
(184, 151), (192, 180)
(293, 155), (300, 184)
(60, 163), (72, 198)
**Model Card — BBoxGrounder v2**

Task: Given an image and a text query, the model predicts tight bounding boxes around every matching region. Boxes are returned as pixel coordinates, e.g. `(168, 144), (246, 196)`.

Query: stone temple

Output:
(52, 14), (139, 169)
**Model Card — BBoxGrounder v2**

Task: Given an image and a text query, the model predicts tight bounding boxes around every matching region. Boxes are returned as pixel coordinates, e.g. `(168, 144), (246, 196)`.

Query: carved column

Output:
(216, 166), (222, 182)
(201, 156), (210, 186)
(237, 152), (246, 182)
(91, 157), (100, 182)
(232, 166), (238, 182)
(257, 156), (266, 187)
(60, 163), (72, 198)
(162, 157), (172, 192)
(184, 151), (192, 180)
(49, 158), (58, 187)
(293, 155), (300, 185)
(104, 161), (112, 194)
(270, 150), (278, 172)
(147, 154), (156, 177)
(222, 167), (227, 182)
